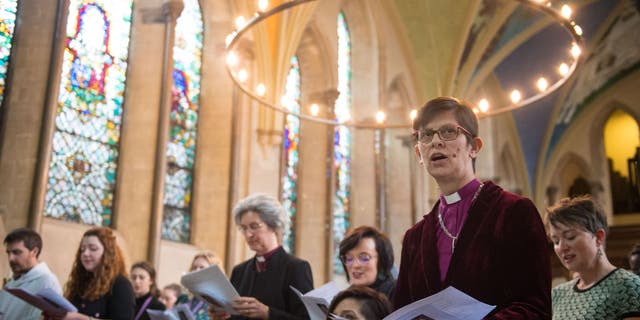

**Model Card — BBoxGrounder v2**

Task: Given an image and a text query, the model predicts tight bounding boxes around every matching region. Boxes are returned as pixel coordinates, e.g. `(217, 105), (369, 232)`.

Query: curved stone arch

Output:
(550, 151), (592, 202)
(386, 74), (413, 123)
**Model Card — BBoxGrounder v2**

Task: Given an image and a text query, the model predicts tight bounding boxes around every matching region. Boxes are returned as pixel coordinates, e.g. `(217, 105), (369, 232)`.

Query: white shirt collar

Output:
(443, 191), (461, 205)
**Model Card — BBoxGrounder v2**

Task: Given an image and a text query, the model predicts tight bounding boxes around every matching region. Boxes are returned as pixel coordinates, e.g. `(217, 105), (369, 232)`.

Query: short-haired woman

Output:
(212, 193), (313, 320)
(338, 226), (396, 299)
(546, 195), (640, 319)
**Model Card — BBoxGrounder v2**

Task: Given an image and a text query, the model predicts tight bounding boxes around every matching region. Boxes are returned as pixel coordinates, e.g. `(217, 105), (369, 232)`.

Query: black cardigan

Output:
(70, 274), (136, 320)
(134, 292), (166, 320)
(229, 246), (313, 320)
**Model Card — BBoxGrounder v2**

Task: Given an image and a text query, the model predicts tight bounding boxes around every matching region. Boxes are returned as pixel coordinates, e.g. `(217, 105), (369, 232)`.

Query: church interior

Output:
(0, 0), (639, 289)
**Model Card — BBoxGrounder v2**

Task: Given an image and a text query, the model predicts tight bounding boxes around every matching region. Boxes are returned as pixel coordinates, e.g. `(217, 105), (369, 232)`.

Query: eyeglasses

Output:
(342, 253), (377, 266)
(418, 124), (472, 144)
(237, 222), (264, 234)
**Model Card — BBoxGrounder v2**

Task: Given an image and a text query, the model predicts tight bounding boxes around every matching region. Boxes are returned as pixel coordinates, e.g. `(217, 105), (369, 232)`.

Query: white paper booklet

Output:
(291, 281), (345, 320)
(383, 286), (495, 320)
(5, 287), (77, 316)
(147, 304), (195, 320)
(180, 264), (240, 315)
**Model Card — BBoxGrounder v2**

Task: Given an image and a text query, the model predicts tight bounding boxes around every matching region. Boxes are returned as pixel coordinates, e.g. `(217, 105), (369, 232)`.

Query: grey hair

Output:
(233, 193), (289, 239)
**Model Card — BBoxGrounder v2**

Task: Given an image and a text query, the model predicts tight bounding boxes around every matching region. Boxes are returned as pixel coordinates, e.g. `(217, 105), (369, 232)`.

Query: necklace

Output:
(437, 183), (484, 253)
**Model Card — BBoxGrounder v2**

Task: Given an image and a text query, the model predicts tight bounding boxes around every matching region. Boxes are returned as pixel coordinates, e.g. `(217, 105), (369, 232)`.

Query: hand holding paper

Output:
(180, 265), (240, 315)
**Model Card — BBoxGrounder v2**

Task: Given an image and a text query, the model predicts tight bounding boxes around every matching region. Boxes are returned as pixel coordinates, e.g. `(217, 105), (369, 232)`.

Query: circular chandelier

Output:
(224, 0), (585, 129)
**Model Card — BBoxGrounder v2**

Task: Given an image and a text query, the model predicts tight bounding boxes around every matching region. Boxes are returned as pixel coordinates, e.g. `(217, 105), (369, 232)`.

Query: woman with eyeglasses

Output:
(211, 193), (313, 320)
(393, 97), (551, 318)
(339, 226), (396, 299)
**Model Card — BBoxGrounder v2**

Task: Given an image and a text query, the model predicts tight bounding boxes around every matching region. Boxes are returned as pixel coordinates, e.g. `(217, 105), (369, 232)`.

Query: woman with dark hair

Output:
(339, 226), (395, 299)
(211, 193), (313, 320)
(130, 261), (166, 320)
(546, 195), (640, 319)
(53, 227), (135, 320)
(328, 286), (393, 320)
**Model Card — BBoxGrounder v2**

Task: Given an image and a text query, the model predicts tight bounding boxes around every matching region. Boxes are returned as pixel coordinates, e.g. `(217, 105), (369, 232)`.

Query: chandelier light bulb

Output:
(237, 69), (248, 83)
(510, 90), (522, 104)
(571, 43), (581, 58)
(226, 52), (238, 67)
(375, 111), (386, 124)
(561, 5), (572, 19)
(256, 83), (266, 96)
(537, 77), (549, 91)
(478, 99), (490, 113)
(558, 63), (569, 76)
(410, 109), (418, 120)
(473, 108), (480, 114)
(310, 103), (320, 116)
(574, 25), (583, 36)
(235, 16), (246, 29)
(258, 0), (269, 12)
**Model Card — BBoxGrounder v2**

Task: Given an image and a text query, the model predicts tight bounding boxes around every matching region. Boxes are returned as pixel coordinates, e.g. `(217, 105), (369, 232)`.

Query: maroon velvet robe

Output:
(393, 181), (551, 319)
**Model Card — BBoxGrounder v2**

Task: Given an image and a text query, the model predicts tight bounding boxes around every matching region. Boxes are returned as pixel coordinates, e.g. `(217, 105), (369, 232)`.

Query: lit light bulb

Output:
(238, 69), (248, 83)
(510, 90), (522, 104)
(561, 5), (572, 19)
(473, 108), (480, 114)
(256, 83), (266, 96)
(258, 0), (268, 12)
(558, 63), (569, 76)
(478, 99), (489, 113)
(375, 111), (386, 124)
(574, 25), (583, 36)
(409, 109), (418, 120)
(235, 16), (246, 29)
(310, 103), (319, 116)
(226, 52), (238, 66)
(571, 43), (581, 58)
(537, 77), (549, 91)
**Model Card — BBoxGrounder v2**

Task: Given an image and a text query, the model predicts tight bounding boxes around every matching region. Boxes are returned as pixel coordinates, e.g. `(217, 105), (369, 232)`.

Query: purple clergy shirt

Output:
(437, 178), (482, 281)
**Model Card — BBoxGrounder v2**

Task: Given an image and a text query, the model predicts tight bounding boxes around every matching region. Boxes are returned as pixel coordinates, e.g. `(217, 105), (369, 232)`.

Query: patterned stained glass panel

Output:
(0, 0), (17, 109)
(333, 12), (351, 275)
(44, 0), (133, 226)
(281, 56), (301, 253)
(162, 0), (203, 242)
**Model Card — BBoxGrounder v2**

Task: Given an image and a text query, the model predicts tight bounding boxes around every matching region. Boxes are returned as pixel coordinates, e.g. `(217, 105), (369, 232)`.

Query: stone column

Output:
(148, 0), (184, 266)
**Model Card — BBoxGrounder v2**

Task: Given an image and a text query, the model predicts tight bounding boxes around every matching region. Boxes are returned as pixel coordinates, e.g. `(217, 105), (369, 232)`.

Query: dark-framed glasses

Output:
(237, 222), (264, 234)
(342, 253), (377, 265)
(418, 124), (472, 144)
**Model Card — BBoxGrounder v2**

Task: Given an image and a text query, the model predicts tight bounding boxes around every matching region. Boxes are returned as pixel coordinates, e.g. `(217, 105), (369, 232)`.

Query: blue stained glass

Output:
(0, 0), (17, 109)
(334, 12), (351, 275)
(162, 0), (203, 242)
(44, 0), (133, 226)
(281, 56), (301, 253)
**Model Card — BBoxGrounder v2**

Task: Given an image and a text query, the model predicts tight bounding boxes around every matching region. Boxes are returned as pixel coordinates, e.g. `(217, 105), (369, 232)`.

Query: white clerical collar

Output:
(443, 192), (461, 205)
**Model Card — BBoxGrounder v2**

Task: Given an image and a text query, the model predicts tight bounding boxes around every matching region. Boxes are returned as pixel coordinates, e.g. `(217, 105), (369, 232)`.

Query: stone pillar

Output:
(148, 0), (184, 266)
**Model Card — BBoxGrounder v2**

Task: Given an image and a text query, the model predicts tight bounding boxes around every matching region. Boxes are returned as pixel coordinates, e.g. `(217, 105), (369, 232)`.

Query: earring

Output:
(596, 247), (603, 259)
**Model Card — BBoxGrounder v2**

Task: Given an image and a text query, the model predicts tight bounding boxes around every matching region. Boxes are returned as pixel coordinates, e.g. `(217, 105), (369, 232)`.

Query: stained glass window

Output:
(162, 0), (203, 242)
(44, 1), (133, 226)
(281, 56), (301, 253)
(333, 11), (351, 274)
(0, 0), (17, 110)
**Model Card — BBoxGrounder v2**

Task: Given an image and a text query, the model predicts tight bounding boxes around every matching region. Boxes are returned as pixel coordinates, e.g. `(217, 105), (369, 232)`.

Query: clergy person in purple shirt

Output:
(393, 97), (551, 318)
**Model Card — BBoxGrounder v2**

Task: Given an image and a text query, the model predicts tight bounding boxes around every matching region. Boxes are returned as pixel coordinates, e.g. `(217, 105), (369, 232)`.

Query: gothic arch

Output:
(550, 151), (592, 203)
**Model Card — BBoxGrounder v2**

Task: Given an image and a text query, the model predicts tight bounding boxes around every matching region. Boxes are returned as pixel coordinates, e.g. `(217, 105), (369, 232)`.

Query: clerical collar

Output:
(440, 179), (482, 205)
(255, 246), (281, 272)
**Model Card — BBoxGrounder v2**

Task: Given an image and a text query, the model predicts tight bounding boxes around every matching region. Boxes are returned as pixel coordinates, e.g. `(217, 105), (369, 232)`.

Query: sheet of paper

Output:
(4, 287), (77, 316)
(291, 281), (345, 320)
(147, 304), (195, 320)
(180, 264), (240, 315)
(383, 286), (495, 320)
